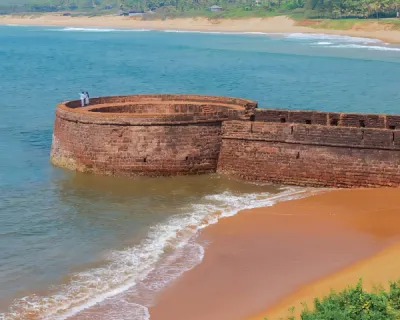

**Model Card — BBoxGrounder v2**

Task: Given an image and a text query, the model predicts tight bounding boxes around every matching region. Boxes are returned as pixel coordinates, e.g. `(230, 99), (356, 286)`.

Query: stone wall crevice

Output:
(220, 136), (400, 152)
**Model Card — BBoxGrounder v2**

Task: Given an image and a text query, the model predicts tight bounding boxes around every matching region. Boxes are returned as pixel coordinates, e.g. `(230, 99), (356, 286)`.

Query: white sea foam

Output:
(1, 186), (323, 320)
(162, 29), (269, 36)
(285, 32), (380, 43)
(163, 29), (214, 33)
(327, 44), (400, 52)
(315, 41), (333, 45)
(161, 30), (385, 45)
(51, 27), (151, 32)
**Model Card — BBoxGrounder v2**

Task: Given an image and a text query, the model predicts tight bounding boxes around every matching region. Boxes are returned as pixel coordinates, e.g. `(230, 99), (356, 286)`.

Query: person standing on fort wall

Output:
(85, 92), (90, 105)
(79, 92), (85, 107)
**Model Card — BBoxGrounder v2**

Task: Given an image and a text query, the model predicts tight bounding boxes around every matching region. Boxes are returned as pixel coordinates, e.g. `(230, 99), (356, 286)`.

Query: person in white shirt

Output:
(79, 92), (85, 107)
(85, 92), (90, 105)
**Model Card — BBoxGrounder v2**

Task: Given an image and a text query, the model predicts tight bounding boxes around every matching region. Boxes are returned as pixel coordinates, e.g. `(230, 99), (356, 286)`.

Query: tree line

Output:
(0, 0), (398, 18)
(302, 0), (399, 19)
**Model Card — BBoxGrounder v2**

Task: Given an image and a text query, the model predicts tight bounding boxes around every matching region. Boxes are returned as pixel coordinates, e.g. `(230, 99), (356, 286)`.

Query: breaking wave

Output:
(326, 44), (400, 52)
(315, 41), (334, 45)
(285, 32), (381, 43)
(162, 29), (269, 35)
(1, 186), (323, 320)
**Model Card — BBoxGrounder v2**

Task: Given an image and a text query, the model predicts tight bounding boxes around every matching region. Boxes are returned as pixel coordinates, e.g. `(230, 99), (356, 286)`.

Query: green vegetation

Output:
(0, 0), (399, 19)
(266, 280), (400, 320)
(295, 17), (400, 30)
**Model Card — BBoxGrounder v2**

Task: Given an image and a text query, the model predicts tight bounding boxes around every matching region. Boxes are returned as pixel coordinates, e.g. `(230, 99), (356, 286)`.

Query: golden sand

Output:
(149, 188), (400, 320)
(1, 15), (400, 43)
(247, 242), (400, 320)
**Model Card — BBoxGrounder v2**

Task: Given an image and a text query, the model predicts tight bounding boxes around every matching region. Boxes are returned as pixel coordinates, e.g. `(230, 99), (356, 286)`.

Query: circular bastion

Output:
(50, 94), (257, 176)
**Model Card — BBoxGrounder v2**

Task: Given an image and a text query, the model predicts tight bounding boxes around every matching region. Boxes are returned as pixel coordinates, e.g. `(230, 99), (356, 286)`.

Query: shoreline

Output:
(149, 187), (400, 320)
(1, 15), (400, 44)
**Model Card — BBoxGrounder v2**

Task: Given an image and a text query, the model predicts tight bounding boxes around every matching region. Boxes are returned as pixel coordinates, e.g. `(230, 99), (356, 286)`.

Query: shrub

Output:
(267, 280), (400, 320)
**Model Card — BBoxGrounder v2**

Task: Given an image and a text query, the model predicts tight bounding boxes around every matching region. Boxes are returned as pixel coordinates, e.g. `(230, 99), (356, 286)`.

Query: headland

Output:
(51, 94), (400, 188)
(1, 15), (400, 44)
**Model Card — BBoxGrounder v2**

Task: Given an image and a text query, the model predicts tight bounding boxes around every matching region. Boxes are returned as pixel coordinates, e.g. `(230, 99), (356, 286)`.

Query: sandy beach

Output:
(149, 188), (400, 320)
(1, 15), (400, 43)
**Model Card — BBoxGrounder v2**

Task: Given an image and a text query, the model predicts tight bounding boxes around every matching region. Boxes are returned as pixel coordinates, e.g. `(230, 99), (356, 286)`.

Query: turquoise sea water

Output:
(0, 26), (399, 319)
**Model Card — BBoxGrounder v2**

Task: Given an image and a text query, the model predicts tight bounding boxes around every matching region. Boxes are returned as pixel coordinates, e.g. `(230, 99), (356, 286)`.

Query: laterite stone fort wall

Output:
(217, 110), (400, 187)
(51, 94), (400, 187)
(50, 94), (256, 176)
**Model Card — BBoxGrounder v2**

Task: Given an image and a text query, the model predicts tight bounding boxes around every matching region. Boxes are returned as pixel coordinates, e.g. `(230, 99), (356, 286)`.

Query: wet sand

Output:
(1, 15), (400, 44)
(150, 188), (400, 320)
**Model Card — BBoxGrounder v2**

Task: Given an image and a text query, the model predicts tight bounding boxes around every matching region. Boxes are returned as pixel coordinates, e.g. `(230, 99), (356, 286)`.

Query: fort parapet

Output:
(51, 94), (400, 187)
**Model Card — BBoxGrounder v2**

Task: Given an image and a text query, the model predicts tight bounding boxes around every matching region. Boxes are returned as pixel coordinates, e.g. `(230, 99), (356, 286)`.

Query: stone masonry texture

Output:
(51, 94), (400, 187)
(50, 94), (256, 177)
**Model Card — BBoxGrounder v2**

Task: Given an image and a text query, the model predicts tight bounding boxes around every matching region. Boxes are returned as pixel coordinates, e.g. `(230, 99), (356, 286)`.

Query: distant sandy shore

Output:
(150, 188), (400, 320)
(1, 15), (400, 43)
